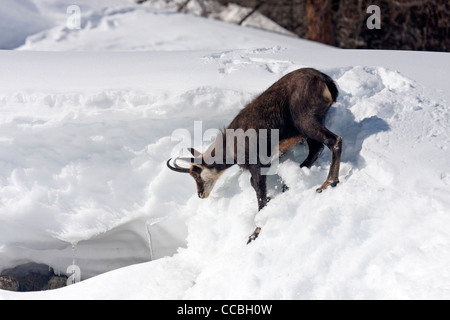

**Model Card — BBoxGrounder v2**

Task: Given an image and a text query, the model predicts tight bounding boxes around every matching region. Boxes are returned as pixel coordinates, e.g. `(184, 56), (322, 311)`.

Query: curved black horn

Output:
(176, 157), (197, 164)
(167, 158), (190, 173)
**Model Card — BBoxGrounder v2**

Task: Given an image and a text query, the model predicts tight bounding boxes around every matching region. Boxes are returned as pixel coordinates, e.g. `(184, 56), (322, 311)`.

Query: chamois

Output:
(167, 68), (341, 243)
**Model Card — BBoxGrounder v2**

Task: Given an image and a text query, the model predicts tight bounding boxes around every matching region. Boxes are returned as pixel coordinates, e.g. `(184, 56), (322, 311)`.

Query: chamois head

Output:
(167, 148), (225, 199)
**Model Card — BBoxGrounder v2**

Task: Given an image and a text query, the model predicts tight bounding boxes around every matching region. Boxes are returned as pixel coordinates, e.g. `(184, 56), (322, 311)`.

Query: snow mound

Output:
(169, 65), (450, 300)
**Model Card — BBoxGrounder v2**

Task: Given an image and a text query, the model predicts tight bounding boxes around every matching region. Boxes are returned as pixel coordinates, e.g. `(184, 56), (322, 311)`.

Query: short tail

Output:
(324, 75), (339, 103)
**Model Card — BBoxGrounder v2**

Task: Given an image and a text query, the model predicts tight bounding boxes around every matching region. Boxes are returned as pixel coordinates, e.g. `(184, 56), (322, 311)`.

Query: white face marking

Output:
(199, 168), (224, 198)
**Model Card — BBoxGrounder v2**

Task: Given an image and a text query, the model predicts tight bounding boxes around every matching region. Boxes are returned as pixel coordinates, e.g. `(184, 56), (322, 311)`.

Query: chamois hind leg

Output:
(300, 122), (342, 193)
(300, 138), (324, 169)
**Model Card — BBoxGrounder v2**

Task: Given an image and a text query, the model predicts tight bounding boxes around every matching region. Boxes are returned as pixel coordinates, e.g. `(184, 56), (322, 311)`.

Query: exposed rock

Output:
(0, 262), (67, 292)
(0, 276), (19, 292)
(43, 276), (69, 291)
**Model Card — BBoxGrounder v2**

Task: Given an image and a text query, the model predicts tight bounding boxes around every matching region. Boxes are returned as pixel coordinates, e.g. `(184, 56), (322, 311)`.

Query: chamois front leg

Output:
(249, 165), (268, 211)
(247, 166), (268, 244)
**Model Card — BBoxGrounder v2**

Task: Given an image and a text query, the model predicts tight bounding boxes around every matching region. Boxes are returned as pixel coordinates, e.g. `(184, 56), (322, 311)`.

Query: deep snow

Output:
(0, 1), (449, 299)
(0, 0), (51, 49)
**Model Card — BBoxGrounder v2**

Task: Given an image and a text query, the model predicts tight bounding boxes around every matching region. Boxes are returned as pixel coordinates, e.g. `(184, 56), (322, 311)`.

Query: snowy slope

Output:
(1, 2), (450, 299)
(17, 4), (317, 52)
(13, 3), (449, 98)
(0, 0), (51, 49)
(0, 0), (134, 49)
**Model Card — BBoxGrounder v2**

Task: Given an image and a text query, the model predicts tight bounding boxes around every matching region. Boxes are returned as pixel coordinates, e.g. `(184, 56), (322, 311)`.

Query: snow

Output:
(0, 0), (51, 49)
(17, 5), (310, 52)
(1, 1), (450, 300)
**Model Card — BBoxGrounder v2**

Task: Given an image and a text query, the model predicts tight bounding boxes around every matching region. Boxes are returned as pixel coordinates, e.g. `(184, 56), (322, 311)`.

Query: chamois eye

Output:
(191, 171), (200, 179)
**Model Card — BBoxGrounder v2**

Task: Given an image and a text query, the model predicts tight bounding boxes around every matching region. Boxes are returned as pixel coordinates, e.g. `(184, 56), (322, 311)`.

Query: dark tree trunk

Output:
(306, 0), (334, 45)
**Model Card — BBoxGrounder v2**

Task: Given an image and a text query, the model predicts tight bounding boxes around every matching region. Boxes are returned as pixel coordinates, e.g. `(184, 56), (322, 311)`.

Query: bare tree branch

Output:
(178, 0), (192, 13)
(239, 1), (266, 25)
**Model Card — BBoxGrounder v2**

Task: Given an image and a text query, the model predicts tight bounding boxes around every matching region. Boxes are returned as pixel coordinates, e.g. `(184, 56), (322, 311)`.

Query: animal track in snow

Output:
(203, 47), (294, 75)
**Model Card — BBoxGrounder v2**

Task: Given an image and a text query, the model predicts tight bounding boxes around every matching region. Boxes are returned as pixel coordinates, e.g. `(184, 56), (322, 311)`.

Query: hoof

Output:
(316, 180), (339, 193)
(247, 227), (261, 245)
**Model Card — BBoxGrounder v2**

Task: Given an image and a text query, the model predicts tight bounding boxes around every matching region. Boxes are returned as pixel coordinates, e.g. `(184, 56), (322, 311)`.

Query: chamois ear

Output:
(188, 148), (202, 157)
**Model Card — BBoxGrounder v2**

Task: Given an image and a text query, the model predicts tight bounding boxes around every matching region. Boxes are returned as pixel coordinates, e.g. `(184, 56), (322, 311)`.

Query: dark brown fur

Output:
(204, 68), (341, 210)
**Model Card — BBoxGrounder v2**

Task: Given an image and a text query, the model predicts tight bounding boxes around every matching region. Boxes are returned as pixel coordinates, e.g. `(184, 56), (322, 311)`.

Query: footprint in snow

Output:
(203, 47), (293, 75)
